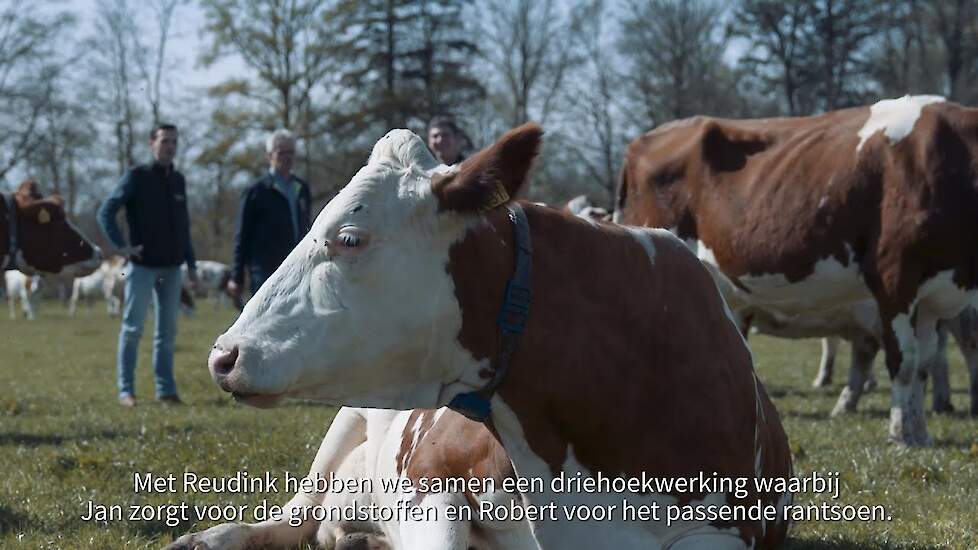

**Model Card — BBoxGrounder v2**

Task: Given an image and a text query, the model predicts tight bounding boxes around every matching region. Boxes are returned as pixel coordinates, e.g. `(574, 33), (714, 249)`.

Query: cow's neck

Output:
(449, 203), (762, 483)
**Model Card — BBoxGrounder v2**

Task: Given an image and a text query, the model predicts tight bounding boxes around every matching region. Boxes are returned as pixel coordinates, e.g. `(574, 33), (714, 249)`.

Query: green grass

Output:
(2, 302), (977, 549)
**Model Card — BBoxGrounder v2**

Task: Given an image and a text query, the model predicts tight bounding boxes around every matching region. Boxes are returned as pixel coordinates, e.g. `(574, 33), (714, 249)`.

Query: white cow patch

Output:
(856, 95), (944, 152)
(713, 243), (867, 315)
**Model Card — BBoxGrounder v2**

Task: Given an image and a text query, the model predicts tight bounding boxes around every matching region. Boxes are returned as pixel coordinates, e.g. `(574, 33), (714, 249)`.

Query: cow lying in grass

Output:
(170, 125), (792, 550)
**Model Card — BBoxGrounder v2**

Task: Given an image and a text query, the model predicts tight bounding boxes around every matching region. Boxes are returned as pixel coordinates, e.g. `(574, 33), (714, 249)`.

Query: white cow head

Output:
(209, 124), (542, 409)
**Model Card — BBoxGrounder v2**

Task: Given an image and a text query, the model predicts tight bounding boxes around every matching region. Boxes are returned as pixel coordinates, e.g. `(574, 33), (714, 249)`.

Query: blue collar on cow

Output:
(2, 192), (18, 271)
(449, 202), (532, 423)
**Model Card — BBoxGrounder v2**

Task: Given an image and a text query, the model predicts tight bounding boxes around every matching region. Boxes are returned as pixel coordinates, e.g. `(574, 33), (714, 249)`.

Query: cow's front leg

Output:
(165, 408), (370, 550)
(882, 312), (933, 446)
(397, 492), (471, 550)
(929, 323), (954, 413)
(831, 334), (879, 416)
(812, 337), (837, 388)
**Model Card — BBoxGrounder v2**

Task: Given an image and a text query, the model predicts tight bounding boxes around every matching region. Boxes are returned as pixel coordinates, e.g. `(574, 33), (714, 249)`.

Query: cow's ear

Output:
(432, 123), (542, 213)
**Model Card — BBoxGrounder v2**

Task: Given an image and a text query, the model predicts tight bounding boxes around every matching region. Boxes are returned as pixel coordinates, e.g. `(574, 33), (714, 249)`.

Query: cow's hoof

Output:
(862, 378), (878, 392)
(933, 401), (955, 414)
(812, 376), (831, 388)
(970, 406), (978, 418)
(830, 388), (859, 417)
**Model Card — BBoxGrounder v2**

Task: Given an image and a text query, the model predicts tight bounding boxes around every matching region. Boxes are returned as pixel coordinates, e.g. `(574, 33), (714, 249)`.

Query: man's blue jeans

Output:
(117, 263), (182, 398)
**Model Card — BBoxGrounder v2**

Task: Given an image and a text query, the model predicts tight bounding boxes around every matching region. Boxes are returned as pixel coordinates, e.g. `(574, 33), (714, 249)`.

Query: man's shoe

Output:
(157, 395), (183, 405)
(119, 394), (137, 407)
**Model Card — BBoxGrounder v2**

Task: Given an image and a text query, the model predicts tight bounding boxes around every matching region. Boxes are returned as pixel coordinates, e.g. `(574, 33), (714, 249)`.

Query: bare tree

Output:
(564, 0), (627, 204)
(736, 0), (813, 115)
(927, 0), (978, 100)
(0, 1), (75, 181)
(199, 0), (342, 184)
(474, 0), (586, 128)
(621, 0), (731, 125)
(134, 0), (183, 126)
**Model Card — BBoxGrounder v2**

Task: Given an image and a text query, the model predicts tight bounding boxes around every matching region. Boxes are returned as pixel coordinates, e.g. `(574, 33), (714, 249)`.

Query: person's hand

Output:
(226, 279), (241, 298)
(188, 269), (201, 292)
(119, 244), (143, 260)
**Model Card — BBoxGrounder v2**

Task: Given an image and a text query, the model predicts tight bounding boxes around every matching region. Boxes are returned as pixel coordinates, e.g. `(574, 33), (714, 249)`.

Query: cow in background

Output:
(180, 260), (242, 310)
(69, 256), (126, 316)
(616, 95), (978, 445)
(0, 178), (101, 276)
(5, 271), (41, 320)
(562, 194), (611, 223)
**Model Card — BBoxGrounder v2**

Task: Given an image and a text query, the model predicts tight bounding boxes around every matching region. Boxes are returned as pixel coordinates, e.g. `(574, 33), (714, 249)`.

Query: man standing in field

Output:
(227, 129), (312, 299)
(98, 123), (198, 407)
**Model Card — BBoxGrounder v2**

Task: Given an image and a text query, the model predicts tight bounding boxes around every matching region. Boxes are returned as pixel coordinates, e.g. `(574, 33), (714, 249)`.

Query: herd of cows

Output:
(3, 95), (977, 549)
(3, 252), (238, 320)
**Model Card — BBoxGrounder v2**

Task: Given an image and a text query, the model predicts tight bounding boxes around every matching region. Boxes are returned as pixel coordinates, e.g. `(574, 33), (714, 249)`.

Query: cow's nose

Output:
(209, 344), (239, 379)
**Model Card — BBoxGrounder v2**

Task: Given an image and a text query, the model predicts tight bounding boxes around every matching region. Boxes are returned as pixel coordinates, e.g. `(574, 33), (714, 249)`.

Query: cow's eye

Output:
(335, 227), (367, 251)
(340, 233), (360, 247)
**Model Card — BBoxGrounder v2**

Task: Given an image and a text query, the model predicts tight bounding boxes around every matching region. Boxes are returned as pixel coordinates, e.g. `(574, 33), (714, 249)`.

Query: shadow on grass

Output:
(0, 429), (130, 447)
(0, 505), (31, 535)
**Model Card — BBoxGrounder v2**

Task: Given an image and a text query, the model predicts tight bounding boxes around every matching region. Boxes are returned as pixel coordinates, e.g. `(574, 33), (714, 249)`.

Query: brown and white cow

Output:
(615, 95), (978, 446)
(194, 125), (792, 549)
(0, 179), (101, 277)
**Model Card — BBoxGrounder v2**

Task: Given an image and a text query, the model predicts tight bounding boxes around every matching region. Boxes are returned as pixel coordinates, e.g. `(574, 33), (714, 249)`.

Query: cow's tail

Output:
(612, 156), (629, 224)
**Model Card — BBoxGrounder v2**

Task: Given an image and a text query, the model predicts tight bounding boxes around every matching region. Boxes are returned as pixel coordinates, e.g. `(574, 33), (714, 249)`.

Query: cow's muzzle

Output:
(208, 343), (239, 391)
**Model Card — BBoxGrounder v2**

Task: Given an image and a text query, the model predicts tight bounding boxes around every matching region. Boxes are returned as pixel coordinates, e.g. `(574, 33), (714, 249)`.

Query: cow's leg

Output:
(23, 293), (34, 321)
(947, 308), (978, 417)
(69, 283), (79, 316)
(396, 492), (471, 550)
(882, 310), (934, 446)
(7, 294), (14, 320)
(813, 337), (838, 387)
(831, 334), (879, 416)
(929, 322), (954, 413)
(166, 408), (370, 550)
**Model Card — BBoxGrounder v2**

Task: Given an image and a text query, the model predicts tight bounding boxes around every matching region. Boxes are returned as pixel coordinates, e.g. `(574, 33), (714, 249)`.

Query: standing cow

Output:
(184, 125), (791, 550)
(615, 95), (978, 446)
(5, 271), (41, 320)
(69, 256), (126, 316)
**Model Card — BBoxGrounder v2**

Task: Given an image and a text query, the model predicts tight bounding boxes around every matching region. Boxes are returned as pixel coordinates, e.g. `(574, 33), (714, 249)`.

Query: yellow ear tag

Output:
(480, 182), (510, 212)
(38, 209), (51, 224)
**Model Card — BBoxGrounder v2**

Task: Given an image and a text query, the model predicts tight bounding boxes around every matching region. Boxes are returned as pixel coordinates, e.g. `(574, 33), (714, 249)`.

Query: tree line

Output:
(3, 0), (977, 263)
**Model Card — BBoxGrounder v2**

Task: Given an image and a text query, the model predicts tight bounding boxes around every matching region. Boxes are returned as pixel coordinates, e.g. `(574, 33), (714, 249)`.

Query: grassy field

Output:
(1, 301), (976, 549)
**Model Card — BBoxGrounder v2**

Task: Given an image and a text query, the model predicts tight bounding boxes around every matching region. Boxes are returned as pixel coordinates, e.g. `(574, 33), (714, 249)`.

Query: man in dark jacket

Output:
(97, 123), (198, 407)
(227, 129), (312, 299)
